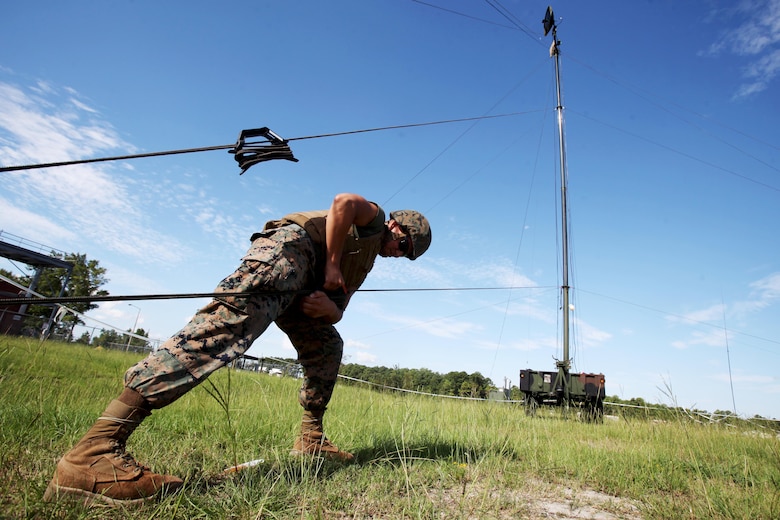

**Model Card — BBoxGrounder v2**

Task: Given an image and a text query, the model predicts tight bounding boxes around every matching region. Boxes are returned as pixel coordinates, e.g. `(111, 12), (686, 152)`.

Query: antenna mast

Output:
(518, 9), (605, 420)
(545, 6), (571, 371)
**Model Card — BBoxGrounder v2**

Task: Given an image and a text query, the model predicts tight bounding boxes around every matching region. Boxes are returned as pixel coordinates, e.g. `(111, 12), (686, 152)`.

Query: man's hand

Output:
(300, 291), (343, 324)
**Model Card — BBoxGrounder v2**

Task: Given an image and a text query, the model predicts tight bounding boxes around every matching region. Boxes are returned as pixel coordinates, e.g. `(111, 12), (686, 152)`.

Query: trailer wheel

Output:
(583, 398), (604, 423)
(524, 394), (538, 416)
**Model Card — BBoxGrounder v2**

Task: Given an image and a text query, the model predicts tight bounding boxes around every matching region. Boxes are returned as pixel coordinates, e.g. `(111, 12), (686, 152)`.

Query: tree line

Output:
(72, 327), (152, 351)
(339, 363), (497, 399)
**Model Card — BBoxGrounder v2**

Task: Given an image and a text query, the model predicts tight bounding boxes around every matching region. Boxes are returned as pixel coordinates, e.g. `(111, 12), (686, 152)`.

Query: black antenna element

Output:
(542, 6), (555, 36)
(228, 127), (298, 174)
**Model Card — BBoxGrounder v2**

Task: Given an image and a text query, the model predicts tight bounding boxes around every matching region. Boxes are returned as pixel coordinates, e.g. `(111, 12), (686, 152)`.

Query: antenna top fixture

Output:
(543, 6), (555, 36)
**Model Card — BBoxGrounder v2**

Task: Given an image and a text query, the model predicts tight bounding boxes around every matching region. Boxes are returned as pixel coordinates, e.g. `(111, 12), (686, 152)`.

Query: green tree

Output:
(74, 331), (92, 345)
(443, 371), (469, 396)
(439, 377), (455, 396)
(93, 329), (123, 348)
(18, 253), (109, 337)
(412, 368), (440, 393)
(0, 268), (22, 285)
(126, 327), (150, 350)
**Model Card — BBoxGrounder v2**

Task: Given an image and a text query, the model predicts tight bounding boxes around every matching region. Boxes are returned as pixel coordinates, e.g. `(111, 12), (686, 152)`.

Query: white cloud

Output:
(706, 0), (780, 98)
(344, 338), (372, 353)
(450, 255), (538, 289)
(90, 300), (131, 322)
(501, 292), (558, 323)
(667, 272), (780, 347)
(373, 255), (539, 292)
(667, 303), (725, 325)
(369, 256), (449, 286)
(749, 271), (780, 299)
(730, 271), (780, 317)
(356, 299), (483, 340)
(0, 79), (188, 265)
(667, 272), (780, 349)
(0, 197), (77, 243)
(0, 82), (127, 164)
(353, 351), (378, 364)
(404, 314), (482, 340)
(674, 328), (727, 350)
(69, 97), (98, 114)
(572, 316), (612, 348)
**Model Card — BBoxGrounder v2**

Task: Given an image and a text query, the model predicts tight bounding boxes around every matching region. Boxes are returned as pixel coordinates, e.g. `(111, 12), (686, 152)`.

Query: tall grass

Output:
(1, 336), (778, 519)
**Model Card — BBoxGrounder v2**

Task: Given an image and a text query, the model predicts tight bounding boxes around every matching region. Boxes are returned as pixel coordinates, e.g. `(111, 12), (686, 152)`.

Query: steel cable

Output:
(0, 112), (534, 174)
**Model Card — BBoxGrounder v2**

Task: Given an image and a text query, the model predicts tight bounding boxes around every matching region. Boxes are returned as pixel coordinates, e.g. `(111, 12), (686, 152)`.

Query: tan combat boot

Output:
(290, 409), (354, 462)
(44, 390), (183, 506)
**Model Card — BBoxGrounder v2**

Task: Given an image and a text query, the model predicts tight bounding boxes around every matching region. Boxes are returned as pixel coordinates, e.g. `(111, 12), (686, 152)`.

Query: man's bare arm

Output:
(323, 193), (379, 291)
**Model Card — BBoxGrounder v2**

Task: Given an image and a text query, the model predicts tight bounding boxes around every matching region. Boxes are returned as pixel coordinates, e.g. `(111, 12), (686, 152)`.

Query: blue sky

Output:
(1, 1), (779, 419)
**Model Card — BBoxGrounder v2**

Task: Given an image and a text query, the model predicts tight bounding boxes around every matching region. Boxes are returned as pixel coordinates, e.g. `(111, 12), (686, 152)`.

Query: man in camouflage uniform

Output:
(44, 193), (432, 506)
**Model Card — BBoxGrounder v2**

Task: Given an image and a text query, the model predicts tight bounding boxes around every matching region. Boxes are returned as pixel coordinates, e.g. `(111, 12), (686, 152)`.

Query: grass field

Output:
(1, 336), (778, 519)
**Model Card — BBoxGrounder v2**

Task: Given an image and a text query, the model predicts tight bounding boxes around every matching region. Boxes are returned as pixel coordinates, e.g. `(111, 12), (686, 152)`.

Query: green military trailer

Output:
(519, 367), (605, 421)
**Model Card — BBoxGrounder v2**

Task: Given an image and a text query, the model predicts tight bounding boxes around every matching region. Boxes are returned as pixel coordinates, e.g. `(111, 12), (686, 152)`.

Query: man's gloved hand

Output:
(300, 291), (343, 324)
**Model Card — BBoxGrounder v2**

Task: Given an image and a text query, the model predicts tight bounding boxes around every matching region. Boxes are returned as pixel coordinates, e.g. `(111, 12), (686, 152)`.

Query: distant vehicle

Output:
(519, 369), (605, 421)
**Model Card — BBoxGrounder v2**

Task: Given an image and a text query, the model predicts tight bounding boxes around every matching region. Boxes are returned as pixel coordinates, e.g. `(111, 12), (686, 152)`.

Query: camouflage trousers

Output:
(123, 224), (344, 413)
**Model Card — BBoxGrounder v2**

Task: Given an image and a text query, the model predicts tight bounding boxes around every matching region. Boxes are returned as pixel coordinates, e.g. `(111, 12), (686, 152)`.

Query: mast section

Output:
(545, 7), (571, 371)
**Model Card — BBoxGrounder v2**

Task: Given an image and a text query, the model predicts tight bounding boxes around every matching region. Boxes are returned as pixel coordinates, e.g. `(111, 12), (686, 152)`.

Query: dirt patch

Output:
(430, 477), (643, 520)
(529, 486), (643, 519)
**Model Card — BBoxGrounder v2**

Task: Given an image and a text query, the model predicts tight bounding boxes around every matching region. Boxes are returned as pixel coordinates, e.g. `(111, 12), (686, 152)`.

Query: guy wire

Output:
(0, 285), (549, 306)
(0, 112), (533, 173)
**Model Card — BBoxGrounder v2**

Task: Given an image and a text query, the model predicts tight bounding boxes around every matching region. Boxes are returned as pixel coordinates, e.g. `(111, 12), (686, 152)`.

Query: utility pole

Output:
(126, 303), (141, 351)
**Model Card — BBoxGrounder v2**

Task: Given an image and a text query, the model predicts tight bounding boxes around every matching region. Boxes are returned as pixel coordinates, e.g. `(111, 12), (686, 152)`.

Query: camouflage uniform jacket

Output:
(260, 209), (384, 310)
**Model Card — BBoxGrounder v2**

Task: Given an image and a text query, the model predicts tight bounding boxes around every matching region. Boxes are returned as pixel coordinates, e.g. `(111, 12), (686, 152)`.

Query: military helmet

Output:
(389, 210), (431, 260)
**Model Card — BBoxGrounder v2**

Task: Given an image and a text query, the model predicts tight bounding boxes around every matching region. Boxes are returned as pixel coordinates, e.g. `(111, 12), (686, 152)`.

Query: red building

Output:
(0, 279), (24, 335)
